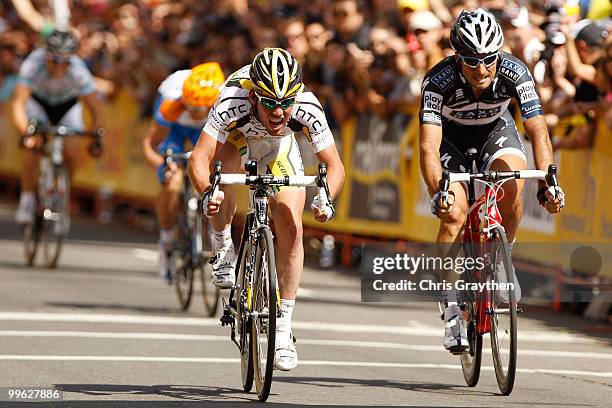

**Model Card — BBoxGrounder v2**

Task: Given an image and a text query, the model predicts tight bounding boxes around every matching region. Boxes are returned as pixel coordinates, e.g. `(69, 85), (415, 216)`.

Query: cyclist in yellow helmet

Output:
(143, 62), (225, 284)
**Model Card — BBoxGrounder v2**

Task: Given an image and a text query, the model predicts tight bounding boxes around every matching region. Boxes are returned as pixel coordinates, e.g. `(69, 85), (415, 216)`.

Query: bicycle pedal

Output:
(220, 310), (234, 326)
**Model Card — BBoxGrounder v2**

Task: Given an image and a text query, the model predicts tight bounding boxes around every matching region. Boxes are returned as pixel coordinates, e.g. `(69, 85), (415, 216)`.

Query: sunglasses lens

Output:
(460, 53), (498, 68)
(280, 97), (295, 110)
(260, 97), (277, 110)
(483, 55), (497, 66)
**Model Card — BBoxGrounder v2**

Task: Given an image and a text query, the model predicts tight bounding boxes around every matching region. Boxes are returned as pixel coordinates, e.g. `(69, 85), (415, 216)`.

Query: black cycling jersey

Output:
(419, 51), (543, 128)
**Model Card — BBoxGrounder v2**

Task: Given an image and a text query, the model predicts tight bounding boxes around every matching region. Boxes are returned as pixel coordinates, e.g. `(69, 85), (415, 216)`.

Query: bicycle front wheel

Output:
(235, 237), (253, 392)
(22, 214), (41, 266)
(489, 225), (517, 395)
(175, 258), (194, 310)
(42, 165), (70, 268)
(251, 227), (277, 402)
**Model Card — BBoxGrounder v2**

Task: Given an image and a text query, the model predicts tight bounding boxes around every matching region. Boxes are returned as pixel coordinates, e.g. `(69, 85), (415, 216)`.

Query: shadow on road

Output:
(44, 301), (177, 315)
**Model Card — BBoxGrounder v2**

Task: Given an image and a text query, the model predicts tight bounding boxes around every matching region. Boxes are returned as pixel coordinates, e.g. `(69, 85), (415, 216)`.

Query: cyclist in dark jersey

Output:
(419, 8), (565, 354)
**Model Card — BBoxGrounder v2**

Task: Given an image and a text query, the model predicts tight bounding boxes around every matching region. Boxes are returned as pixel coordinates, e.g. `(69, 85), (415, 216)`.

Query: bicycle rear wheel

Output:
(489, 225), (517, 395)
(235, 237), (253, 392)
(42, 165), (69, 268)
(175, 206), (194, 310)
(251, 227), (277, 401)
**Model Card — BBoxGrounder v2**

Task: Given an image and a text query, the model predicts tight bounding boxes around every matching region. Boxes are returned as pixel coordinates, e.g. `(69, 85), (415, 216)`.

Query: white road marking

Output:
(0, 330), (609, 360)
(130, 249), (157, 263)
(0, 355), (610, 378)
(0, 312), (601, 344)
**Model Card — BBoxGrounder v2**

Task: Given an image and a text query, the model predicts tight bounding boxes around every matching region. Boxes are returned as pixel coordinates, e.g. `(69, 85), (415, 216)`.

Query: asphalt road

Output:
(0, 203), (610, 407)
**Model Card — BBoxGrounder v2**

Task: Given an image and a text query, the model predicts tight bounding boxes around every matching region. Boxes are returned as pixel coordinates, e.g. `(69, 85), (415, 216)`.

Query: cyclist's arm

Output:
(142, 121), (170, 169)
(10, 84), (32, 135)
(188, 130), (220, 195)
(81, 91), (103, 130)
(314, 144), (345, 199)
(523, 114), (554, 187)
(419, 123), (444, 197)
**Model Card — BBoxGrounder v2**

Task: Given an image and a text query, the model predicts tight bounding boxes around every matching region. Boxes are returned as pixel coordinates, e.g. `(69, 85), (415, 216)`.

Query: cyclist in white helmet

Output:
(189, 48), (344, 371)
(419, 9), (565, 354)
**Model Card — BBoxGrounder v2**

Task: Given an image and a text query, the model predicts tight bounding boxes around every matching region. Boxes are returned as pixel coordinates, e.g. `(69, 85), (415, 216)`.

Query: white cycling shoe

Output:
(211, 242), (236, 289)
(15, 197), (36, 225)
(274, 330), (298, 371)
(443, 304), (469, 354)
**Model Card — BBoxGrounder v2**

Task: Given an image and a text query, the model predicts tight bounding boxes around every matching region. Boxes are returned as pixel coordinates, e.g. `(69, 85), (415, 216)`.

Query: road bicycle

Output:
(161, 151), (220, 316)
(21, 121), (103, 268)
(438, 147), (560, 395)
(217, 159), (334, 401)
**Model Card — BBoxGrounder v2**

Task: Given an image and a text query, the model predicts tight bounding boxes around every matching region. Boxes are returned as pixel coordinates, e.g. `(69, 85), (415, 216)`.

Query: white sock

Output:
(159, 228), (174, 245)
(277, 299), (295, 334)
(212, 225), (232, 251)
(20, 191), (35, 205)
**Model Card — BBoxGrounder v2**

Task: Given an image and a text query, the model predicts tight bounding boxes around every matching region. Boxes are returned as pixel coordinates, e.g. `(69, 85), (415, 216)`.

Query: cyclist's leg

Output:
(208, 134), (242, 288)
(58, 101), (85, 180)
(437, 137), (470, 353)
(266, 136), (305, 370)
(437, 137), (469, 244)
(16, 99), (48, 224)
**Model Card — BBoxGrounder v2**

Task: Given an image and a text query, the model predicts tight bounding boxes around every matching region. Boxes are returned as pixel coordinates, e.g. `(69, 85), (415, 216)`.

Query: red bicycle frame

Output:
(462, 186), (503, 335)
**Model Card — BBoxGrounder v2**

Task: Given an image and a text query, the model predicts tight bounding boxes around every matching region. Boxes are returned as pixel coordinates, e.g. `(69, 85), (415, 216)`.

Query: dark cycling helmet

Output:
(46, 30), (79, 55)
(450, 8), (504, 55)
(249, 48), (304, 99)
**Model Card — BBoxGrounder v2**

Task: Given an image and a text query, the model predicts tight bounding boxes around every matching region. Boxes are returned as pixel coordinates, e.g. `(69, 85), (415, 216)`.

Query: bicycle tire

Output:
(42, 165), (69, 268)
(22, 215), (41, 266)
(460, 300), (483, 387)
(459, 242), (483, 387)
(251, 227), (276, 402)
(235, 235), (254, 392)
(175, 259), (194, 310)
(489, 225), (517, 395)
(175, 201), (195, 310)
(199, 260), (219, 317)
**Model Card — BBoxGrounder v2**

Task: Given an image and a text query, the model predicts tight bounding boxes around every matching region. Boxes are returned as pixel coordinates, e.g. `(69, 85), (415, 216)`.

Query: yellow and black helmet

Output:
(249, 48), (304, 99)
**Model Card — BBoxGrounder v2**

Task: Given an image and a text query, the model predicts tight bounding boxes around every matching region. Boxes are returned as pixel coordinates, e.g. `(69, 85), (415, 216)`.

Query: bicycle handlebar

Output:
(206, 159), (333, 211)
(439, 165), (560, 207)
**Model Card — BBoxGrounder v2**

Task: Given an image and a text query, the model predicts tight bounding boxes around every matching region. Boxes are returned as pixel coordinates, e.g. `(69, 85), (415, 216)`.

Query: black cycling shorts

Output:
(439, 110), (527, 173)
(32, 94), (78, 126)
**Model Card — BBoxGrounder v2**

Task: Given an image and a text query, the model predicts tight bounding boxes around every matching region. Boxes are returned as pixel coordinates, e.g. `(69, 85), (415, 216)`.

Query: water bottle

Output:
(319, 234), (335, 268)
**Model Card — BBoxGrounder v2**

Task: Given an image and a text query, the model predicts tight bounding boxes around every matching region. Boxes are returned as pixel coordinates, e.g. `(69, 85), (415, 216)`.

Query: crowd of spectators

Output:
(0, 0), (610, 148)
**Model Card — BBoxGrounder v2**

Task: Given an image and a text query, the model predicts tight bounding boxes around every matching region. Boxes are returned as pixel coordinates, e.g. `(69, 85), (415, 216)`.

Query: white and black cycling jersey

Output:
(17, 48), (96, 106)
(203, 65), (335, 154)
(419, 51), (543, 127)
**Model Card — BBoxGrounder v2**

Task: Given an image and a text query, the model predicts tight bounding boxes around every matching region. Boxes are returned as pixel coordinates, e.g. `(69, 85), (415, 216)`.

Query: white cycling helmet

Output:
(450, 8), (504, 55)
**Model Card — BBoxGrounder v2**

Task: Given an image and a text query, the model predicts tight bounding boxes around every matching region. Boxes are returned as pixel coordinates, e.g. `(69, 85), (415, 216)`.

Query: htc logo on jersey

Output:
(218, 104), (248, 122)
(295, 106), (322, 131)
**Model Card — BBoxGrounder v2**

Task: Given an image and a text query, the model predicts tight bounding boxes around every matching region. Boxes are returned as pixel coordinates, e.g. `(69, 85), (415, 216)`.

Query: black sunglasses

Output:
(458, 53), (498, 68)
(46, 54), (71, 64)
(256, 94), (296, 110)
